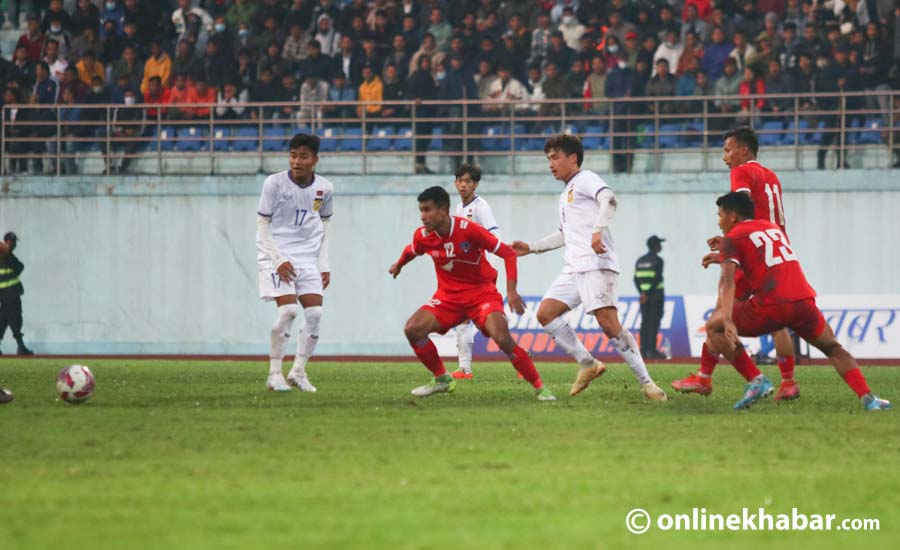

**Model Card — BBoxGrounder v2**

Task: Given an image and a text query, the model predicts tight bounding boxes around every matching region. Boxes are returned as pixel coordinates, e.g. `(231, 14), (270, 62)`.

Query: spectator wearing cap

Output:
(0, 232), (33, 356)
(634, 235), (666, 359)
(653, 29), (683, 77)
(530, 11), (553, 66)
(681, 4), (711, 45)
(17, 15), (45, 63)
(357, 62), (384, 117)
(701, 26), (732, 80)
(141, 41), (172, 93)
(558, 7), (586, 51)
(620, 31), (639, 66)
(713, 58), (741, 130)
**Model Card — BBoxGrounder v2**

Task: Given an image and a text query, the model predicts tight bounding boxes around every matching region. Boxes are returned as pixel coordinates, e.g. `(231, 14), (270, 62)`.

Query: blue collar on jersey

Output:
(563, 169), (582, 185)
(288, 171), (316, 188)
(461, 194), (479, 208)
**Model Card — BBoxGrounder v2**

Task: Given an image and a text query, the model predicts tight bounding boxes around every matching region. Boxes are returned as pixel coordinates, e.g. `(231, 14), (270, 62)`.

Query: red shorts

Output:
(421, 287), (506, 334)
(733, 298), (826, 341)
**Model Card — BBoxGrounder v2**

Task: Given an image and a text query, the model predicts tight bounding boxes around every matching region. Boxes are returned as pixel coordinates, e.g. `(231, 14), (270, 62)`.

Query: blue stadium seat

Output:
(232, 126), (259, 151)
(340, 127), (363, 151)
(658, 123), (683, 149)
(262, 126), (287, 152)
(175, 126), (204, 152)
(581, 124), (608, 150)
(481, 125), (506, 151)
(857, 118), (885, 145)
(156, 126), (176, 151)
(368, 126), (394, 151)
(683, 120), (704, 147)
(394, 127), (413, 151)
(758, 120), (784, 147)
(317, 127), (340, 152)
(427, 126), (443, 151)
(212, 127), (230, 152)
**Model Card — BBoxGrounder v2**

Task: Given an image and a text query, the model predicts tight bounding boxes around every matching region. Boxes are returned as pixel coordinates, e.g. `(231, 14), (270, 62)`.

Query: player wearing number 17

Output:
(389, 187), (556, 401)
(705, 192), (891, 411)
(256, 134), (333, 393)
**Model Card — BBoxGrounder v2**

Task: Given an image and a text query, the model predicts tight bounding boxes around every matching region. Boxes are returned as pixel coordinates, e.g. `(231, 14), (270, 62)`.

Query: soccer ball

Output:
(56, 365), (95, 404)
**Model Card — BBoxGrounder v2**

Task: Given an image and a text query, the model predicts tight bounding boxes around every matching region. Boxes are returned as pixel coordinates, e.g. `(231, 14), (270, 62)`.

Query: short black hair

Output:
(544, 134), (584, 166)
(417, 186), (451, 211)
(454, 162), (482, 182)
(716, 191), (755, 220)
(289, 133), (320, 155)
(724, 126), (759, 156)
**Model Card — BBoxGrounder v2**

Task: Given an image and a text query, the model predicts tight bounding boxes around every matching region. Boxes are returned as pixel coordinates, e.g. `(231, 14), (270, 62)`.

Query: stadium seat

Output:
(175, 126), (204, 152)
(427, 126), (443, 151)
(481, 125), (505, 151)
(232, 126), (259, 151)
(394, 127), (413, 151)
(683, 120), (704, 147)
(368, 126), (394, 151)
(857, 118), (885, 145)
(758, 120), (785, 147)
(155, 126), (176, 152)
(262, 126), (287, 152)
(658, 123), (683, 149)
(317, 127), (340, 152)
(340, 127), (363, 151)
(581, 124), (608, 150)
(213, 128), (230, 152)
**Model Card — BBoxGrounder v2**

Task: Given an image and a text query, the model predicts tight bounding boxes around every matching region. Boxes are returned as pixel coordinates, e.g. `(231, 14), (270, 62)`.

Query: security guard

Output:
(634, 235), (665, 359)
(0, 232), (33, 355)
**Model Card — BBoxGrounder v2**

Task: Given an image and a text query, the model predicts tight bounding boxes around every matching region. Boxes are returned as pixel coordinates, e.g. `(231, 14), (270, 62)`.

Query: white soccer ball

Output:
(56, 365), (96, 404)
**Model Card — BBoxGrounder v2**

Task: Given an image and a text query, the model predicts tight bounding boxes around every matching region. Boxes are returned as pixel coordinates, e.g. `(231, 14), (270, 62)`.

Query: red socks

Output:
(509, 346), (542, 389)
(777, 355), (795, 381)
(411, 338), (447, 377)
(699, 342), (719, 377)
(841, 367), (871, 398)
(732, 350), (762, 382)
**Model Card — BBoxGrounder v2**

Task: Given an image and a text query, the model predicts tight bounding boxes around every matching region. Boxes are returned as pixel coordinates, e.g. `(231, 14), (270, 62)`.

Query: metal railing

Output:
(1, 91), (898, 176)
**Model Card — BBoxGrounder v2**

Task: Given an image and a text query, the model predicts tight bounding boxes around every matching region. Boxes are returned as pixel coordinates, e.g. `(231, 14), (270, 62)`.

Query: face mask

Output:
(562, 16), (575, 25)
(436, 71), (446, 80)
(124, 96), (136, 105)
(618, 60), (627, 69)
(215, 23), (226, 33)
(608, 44), (619, 53)
(50, 26), (62, 34)
(238, 29), (249, 38)
(106, 2), (116, 10)
(92, 85), (103, 93)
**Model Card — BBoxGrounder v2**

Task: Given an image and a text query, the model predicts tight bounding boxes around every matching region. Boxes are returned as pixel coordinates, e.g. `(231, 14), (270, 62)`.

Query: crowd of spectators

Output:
(1, 0), (899, 173)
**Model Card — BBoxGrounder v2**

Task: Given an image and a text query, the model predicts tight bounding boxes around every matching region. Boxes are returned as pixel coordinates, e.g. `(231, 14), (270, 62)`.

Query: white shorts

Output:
(258, 265), (323, 301)
(542, 269), (619, 314)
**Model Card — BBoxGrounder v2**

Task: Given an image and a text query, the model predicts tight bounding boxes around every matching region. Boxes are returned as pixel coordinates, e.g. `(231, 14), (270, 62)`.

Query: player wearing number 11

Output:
(256, 134), (334, 393)
(704, 192), (891, 411)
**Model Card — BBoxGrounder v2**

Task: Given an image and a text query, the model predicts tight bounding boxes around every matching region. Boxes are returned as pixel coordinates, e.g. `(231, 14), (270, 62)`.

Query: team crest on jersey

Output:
(567, 189), (574, 203)
(460, 241), (471, 253)
(313, 198), (323, 211)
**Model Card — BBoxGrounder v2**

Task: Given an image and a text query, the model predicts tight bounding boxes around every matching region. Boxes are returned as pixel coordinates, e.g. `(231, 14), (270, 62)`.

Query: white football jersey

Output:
(456, 195), (501, 268)
(256, 171), (334, 268)
(558, 169), (619, 274)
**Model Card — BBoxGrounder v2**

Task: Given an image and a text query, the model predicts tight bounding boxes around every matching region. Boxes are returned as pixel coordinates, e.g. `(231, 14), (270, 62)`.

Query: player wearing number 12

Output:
(389, 187), (556, 401)
(704, 192), (891, 411)
(256, 134), (333, 393)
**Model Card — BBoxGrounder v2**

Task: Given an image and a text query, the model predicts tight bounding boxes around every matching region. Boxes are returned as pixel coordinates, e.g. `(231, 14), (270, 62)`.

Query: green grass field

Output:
(2, 359), (899, 550)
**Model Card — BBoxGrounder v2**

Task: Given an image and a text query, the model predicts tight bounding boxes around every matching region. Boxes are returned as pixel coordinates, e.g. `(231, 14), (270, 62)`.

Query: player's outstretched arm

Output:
(718, 261), (739, 342)
(516, 230), (565, 256)
(257, 214), (296, 282)
(389, 244), (418, 279)
(493, 241), (526, 314)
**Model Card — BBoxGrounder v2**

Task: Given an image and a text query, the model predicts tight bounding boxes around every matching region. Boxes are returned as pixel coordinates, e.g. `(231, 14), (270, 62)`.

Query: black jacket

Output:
(634, 251), (664, 295)
(0, 253), (24, 298)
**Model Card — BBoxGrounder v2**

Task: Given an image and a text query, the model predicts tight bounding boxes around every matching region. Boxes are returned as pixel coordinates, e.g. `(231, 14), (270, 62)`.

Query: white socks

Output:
(269, 304), (299, 375)
(291, 306), (323, 375)
(610, 328), (652, 385)
(456, 322), (477, 372)
(543, 317), (595, 368)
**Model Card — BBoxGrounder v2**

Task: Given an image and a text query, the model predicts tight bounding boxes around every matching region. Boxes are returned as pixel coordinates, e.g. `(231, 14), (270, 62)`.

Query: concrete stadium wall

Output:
(1, 169), (898, 355)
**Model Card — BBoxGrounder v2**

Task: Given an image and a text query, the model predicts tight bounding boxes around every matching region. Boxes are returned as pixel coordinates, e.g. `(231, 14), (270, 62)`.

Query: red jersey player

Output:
(673, 127), (799, 401)
(702, 192), (890, 411)
(389, 186), (556, 401)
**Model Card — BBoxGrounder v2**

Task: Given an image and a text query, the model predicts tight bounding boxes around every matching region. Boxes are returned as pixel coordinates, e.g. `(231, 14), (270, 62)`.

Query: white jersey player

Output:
(511, 135), (666, 401)
(256, 134), (333, 392)
(450, 163), (499, 379)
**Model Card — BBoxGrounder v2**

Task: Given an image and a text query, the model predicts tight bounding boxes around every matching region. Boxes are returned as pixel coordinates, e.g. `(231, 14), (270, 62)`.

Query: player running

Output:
(389, 186), (556, 401)
(511, 135), (667, 401)
(704, 192), (891, 411)
(672, 127), (800, 401)
(450, 163), (500, 380)
(256, 134), (333, 393)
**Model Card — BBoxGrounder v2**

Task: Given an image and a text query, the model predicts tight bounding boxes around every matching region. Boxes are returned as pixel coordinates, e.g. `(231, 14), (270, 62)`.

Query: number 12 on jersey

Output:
(750, 228), (797, 267)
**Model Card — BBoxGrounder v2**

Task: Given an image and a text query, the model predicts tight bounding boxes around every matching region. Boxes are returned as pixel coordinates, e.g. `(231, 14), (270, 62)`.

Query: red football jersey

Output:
(720, 219), (816, 305)
(730, 161), (786, 233)
(410, 217), (508, 295)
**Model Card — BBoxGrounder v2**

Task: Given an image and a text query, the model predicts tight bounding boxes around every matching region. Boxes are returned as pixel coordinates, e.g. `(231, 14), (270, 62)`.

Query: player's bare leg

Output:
(772, 328), (799, 401)
(287, 293), (322, 392)
(404, 309), (456, 397)
(268, 294), (300, 392)
(481, 312), (555, 401)
(593, 306), (667, 401)
(536, 298), (605, 396)
(452, 321), (477, 379)
(705, 312), (773, 410)
(805, 324), (891, 411)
